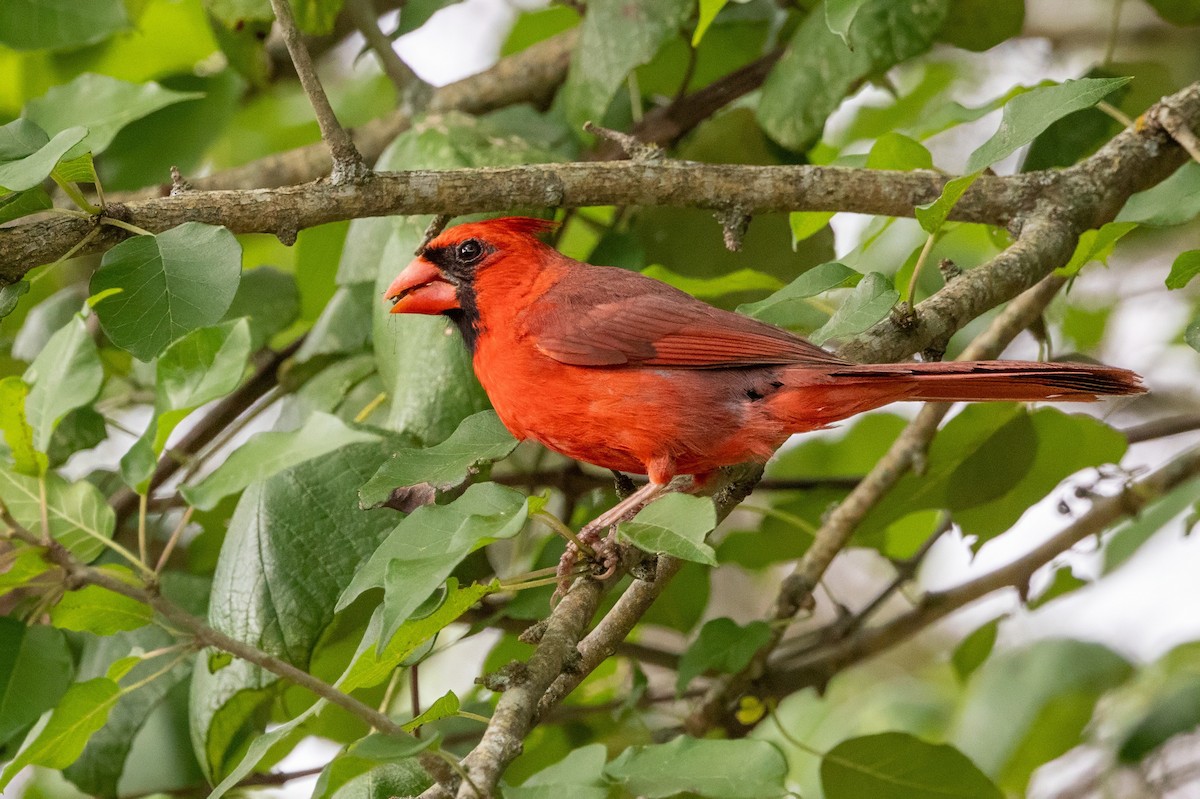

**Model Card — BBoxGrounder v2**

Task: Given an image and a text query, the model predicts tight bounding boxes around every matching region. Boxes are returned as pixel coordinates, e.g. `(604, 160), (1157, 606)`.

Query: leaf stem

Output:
(531, 511), (594, 556)
(905, 232), (937, 305)
(155, 506), (194, 575)
(137, 492), (149, 566)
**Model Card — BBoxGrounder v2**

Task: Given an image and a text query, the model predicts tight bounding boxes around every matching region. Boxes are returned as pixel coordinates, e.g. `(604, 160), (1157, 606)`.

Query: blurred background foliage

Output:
(1, 0), (1200, 797)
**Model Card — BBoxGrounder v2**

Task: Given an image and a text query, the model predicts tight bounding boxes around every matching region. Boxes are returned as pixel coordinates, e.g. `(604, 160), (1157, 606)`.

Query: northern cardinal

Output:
(385, 217), (1144, 539)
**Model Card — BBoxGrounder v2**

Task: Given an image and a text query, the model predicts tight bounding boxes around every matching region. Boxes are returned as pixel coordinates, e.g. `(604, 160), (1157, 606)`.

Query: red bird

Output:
(386, 217), (1143, 532)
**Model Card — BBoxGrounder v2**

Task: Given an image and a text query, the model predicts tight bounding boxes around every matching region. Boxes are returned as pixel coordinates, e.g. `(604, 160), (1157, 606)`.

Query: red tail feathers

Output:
(829, 360), (1146, 403)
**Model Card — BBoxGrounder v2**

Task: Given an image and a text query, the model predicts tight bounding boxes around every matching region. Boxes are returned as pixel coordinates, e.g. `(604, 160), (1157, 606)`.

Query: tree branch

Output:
(0, 515), (452, 788)
(344, 0), (429, 104)
(7, 79), (1199, 285)
(760, 444), (1200, 696)
(267, 0), (368, 183)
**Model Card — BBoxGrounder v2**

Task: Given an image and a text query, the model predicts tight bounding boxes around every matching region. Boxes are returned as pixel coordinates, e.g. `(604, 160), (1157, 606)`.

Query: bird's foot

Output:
(552, 526), (623, 604)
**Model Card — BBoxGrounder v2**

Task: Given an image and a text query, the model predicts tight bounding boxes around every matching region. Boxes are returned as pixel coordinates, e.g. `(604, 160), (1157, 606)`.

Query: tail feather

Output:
(828, 360), (1146, 403)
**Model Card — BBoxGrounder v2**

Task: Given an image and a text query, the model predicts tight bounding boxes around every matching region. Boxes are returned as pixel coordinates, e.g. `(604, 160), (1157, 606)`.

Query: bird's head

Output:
(385, 216), (558, 315)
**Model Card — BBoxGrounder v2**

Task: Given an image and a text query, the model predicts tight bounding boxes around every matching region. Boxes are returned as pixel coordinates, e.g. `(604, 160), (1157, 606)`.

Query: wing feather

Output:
(528, 264), (848, 369)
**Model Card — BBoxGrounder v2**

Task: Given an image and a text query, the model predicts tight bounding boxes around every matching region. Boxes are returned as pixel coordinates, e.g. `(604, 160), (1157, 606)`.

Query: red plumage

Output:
(385, 217), (1145, 486)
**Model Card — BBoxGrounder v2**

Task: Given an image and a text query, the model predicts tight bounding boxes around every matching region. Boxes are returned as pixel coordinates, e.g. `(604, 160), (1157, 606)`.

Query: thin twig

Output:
(344, 0), (430, 105)
(267, 0), (368, 183)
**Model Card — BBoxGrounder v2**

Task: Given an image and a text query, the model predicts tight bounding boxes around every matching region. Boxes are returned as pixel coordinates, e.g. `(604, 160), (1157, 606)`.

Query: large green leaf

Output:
(1166, 250), (1200, 290)
(61, 575), (207, 798)
(0, 376), (43, 475)
(936, 0), (1024, 52)
(677, 618), (772, 694)
(1144, 0), (1200, 25)
(222, 266), (300, 349)
(618, 494), (718, 566)
(821, 732), (1002, 799)
(0, 0), (128, 50)
(505, 744), (609, 799)
(953, 639), (1133, 792)
(0, 126), (86, 192)
(758, 0), (949, 151)
(0, 468), (115, 562)
(338, 482), (528, 646)
(965, 77), (1132, 172)
(24, 74), (204, 158)
(606, 737), (788, 798)
(50, 580), (154, 636)
(312, 736), (434, 799)
(737, 262), (859, 323)
(190, 442), (396, 780)
(810, 272), (899, 344)
(0, 188), (53, 226)
(1118, 162), (1200, 227)
(358, 410), (518, 509)
(91, 223), (242, 361)
(0, 678), (121, 791)
(560, 0), (691, 131)
(23, 315), (103, 455)
(0, 620), (74, 750)
(183, 412), (379, 510)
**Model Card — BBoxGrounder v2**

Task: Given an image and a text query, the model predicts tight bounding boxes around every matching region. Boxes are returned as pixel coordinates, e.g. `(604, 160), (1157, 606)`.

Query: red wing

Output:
(527, 264), (849, 369)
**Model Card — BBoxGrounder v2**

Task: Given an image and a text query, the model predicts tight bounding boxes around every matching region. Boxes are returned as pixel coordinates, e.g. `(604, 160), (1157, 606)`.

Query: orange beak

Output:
(384, 257), (461, 315)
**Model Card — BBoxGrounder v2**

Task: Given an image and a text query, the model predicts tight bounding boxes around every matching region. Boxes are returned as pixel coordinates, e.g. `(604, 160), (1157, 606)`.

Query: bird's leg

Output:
(552, 480), (672, 603)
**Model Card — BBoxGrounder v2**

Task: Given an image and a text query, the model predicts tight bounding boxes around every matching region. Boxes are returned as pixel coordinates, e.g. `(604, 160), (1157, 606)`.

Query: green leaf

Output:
(46, 406), (108, 469)
(915, 172), (982, 234)
(1055, 221), (1137, 277)
(951, 617), (1001, 682)
(825, 0), (873, 44)
(206, 0), (272, 28)
(50, 579), (153, 635)
(606, 736), (788, 799)
(561, 0), (690, 130)
(311, 734), (434, 799)
(1166, 249), (1200, 289)
(0, 377), (44, 475)
(1118, 679), (1200, 762)
(0, 188), (52, 226)
(23, 315), (104, 455)
(339, 483), (528, 645)
(789, 212), (836, 247)
(1188, 318), (1200, 353)
(205, 698), (323, 799)
(738, 262), (858, 322)
(52, 152), (98, 185)
(619, 493), (718, 566)
(0, 0), (128, 50)
(810, 272), (899, 344)
(0, 280), (30, 319)
(12, 286), (85, 362)
(1144, 0), (1200, 25)
(936, 0), (1024, 51)
(505, 744), (609, 799)
(821, 732), (1002, 799)
(192, 442), (398, 780)
(358, 411), (518, 508)
(953, 639), (1133, 791)
(402, 690), (459, 733)
(965, 77), (1132, 172)
(0, 545), (52, 599)
(0, 126), (86, 192)
(24, 74), (204, 158)
(1118, 161), (1200, 227)
(758, 0), (949, 151)
(0, 468), (115, 562)
(692, 0), (729, 45)
(640, 265), (785, 299)
(295, 283), (374, 362)
(183, 412), (379, 510)
(153, 319), (251, 448)
(0, 118), (49, 159)
(0, 678), (120, 791)
(222, 266), (301, 349)
(677, 618), (772, 694)
(343, 579), (496, 692)
(293, 0), (345, 34)
(0, 620), (73, 749)
(91, 223), (242, 361)
(866, 132), (934, 171)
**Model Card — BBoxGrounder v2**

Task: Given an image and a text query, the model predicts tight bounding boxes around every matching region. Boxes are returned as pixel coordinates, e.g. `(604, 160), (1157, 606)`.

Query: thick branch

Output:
(7, 79), (1199, 284)
(761, 444), (1200, 695)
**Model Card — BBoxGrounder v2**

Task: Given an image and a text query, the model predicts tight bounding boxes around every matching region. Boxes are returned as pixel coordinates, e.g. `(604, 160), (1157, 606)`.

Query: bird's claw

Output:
(551, 526), (622, 605)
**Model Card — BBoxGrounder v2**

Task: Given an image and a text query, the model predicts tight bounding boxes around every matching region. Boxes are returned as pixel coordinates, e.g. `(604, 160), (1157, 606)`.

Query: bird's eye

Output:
(456, 239), (484, 264)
